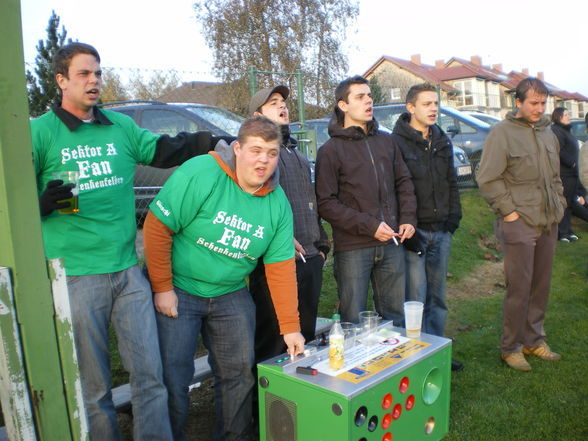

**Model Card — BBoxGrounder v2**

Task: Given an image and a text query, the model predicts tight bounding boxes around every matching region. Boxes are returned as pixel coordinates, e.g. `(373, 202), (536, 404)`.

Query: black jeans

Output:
(250, 254), (324, 363)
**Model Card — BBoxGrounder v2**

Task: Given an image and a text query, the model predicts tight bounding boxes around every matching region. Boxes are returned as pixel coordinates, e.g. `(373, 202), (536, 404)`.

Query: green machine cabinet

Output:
(258, 324), (451, 441)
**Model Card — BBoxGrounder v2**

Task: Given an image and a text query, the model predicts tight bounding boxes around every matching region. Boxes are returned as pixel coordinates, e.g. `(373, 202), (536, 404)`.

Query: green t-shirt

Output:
(32, 109), (159, 275)
(150, 154), (294, 297)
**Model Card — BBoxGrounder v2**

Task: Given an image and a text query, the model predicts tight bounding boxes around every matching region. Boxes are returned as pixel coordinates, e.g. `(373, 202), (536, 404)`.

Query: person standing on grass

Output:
(31, 42), (221, 440)
(391, 83), (464, 372)
(550, 107), (586, 242)
(144, 116), (304, 441)
(315, 75), (416, 325)
(248, 85), (330, 363)
(579, 113), (588, 189)
(477, 77), (565, 372)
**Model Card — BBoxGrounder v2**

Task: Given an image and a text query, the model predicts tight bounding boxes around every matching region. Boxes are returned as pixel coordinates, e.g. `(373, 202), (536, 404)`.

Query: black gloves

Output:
(39, 179), (75, 216)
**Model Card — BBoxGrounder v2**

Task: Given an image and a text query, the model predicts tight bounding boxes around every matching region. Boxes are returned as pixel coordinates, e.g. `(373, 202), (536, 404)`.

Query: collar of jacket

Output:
(52, 104), (113, 131)
(505, 110), (551, 130)
(327, 111), (379, 140)
(393, 112), (446, 147)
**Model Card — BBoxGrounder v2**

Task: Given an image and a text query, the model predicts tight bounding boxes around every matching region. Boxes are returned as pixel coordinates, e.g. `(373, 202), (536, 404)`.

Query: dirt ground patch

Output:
(447, 260), (505, 301)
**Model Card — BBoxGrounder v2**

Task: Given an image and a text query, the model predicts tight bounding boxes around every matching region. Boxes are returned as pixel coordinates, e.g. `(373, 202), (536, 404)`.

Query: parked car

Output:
(290, 117), (473, 186)
(373, 104), (490, 182)
(570, 119), (587, 143)
(463, 111), (502, 127)
(101, 100), (245, 222)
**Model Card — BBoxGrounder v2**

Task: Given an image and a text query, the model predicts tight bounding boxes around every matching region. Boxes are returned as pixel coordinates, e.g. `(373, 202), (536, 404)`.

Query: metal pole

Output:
(248, 66), (258, 96)
(0, 1), (85, 439)
(296, 69), (306, 129)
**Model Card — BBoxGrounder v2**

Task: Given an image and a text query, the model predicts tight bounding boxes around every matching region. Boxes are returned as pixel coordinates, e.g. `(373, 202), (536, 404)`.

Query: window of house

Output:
(453, 80), (473, 106)
(390, 88), (402, 102)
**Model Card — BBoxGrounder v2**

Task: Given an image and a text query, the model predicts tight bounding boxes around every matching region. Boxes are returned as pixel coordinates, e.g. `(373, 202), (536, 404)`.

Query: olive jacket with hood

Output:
(315, 113), (417, 253)
(391, 112), (462, 234)
(476, 111), (565, 230)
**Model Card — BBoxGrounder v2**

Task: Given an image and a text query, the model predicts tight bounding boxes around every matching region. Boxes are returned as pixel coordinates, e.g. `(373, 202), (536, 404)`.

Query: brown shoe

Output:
(501, 352), (532, 371)
(523, 342), (561, 361)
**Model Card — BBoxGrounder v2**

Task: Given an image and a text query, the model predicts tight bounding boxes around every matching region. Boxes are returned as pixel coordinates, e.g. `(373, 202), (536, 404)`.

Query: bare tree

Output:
(193, 0), (358, 119)
(99, 68), (129, 103)
(128, 70), (181, 101)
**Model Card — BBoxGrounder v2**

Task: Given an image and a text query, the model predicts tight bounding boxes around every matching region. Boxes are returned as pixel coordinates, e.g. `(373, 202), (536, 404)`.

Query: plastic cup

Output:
(359, 311), (380, 346)
(404, 301), (424, 338)
(52, 171), (80, 214)
(340, 322), (357, 347)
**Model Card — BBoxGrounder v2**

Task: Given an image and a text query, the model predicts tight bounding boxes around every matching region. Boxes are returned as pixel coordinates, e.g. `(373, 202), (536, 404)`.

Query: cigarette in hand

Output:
(298, 252), (307, 263)
(392, 236), (399, 246)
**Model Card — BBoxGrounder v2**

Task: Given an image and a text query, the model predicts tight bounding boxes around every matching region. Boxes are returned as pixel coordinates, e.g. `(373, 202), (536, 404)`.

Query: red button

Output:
(382, 413), (392, 430)
(399, 376), (409, 394)
(392, 403), (402, 420)
(382, 393), (393, 410)
(406, 394), (415, 410)
(382, 433), (392, 441)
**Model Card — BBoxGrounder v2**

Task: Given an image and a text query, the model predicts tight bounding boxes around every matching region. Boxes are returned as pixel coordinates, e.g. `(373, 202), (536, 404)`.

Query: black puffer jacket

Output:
(315, 114), (417, 252)
(391, 112), (461, 233)
(551, 122), (580, 178)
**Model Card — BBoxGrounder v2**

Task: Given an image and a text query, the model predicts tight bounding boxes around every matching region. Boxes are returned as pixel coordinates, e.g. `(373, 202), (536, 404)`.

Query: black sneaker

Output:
(451, 360), (464, 371)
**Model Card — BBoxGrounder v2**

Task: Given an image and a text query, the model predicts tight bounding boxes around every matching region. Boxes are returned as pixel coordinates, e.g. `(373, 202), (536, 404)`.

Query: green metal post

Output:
(295, 69), (306, 129)
(0, 0), (86, 439)
(249, 66), (258, 96)
(436, 84), (442, 109)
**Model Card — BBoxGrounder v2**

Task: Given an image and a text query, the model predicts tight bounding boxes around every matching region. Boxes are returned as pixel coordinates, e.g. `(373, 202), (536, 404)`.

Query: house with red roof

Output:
(363, 55), (588, 119)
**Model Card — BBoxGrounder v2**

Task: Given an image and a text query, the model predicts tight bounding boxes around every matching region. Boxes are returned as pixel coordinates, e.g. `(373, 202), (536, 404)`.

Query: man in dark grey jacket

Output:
(477, 78), (565, 372)
(391, 83), (463, 371)
(248, 85), (330, 362)
(315, 75), (416, 325)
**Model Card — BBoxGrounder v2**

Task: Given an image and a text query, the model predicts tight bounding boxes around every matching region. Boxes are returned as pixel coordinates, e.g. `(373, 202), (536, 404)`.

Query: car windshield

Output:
(185, 106), (244, 136)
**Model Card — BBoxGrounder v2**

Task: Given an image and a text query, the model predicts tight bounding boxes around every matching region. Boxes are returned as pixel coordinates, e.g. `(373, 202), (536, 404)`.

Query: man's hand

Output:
(503, 211), (520, 222)
(374, 222), (396, 242)
(154, 290), (178, 318)
(397, 224), (415, 242)
(294, 238), (306, 260)
(39, 179), (75, 216)
(283, 332), (305, 356)
(578, 196), (585, 206)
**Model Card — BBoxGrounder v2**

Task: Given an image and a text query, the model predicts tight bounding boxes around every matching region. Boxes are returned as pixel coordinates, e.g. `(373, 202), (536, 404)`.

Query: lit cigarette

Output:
(298, 252), (307, 263)
(392, 237), (399, 246)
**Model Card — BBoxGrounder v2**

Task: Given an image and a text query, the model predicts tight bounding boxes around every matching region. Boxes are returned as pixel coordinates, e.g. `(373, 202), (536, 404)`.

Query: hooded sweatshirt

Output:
(315, 114), (417, 252)
(144, 140), (300, 334)
(477, 111), (565, 229)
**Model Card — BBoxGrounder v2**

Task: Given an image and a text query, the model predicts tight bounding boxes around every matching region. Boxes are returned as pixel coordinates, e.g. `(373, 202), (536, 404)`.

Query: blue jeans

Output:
(405, 229), (452, 337)
(67, 265), (172, 441)
(157, 288), (256, 441)
(334, 244), (406, 325)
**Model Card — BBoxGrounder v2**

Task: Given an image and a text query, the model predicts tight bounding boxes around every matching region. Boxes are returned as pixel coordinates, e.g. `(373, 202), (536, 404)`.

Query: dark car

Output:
(570, 119), (587, 143)
(101, 100), (245, 221)
(290, 117), (473, 186)
(373, 105), (491, 181)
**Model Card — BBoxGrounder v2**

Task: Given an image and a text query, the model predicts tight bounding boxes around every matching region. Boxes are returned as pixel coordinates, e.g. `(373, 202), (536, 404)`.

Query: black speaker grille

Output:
(265, 391), (297, 441)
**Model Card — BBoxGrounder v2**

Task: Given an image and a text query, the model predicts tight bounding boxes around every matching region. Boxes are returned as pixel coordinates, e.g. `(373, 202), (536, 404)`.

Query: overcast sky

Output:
(19, 0), (588, 96)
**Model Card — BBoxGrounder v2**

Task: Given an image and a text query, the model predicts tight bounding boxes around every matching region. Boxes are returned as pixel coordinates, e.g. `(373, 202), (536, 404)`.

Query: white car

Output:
(463, 111), (502, 127)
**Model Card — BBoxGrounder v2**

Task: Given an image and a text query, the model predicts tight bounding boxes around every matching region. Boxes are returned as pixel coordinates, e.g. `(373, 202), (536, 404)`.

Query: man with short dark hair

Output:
(315, 75), (417, 325)
(31, 42), (218, 440)
(477, 77), (566, 371)
(391, 83), (463, 371)
(144, 115), (304, 441)
(248, 85), (329, 362)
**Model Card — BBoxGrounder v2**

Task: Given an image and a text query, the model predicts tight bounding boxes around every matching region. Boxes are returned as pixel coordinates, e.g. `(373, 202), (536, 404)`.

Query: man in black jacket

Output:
(316, 75), (416, 325)
(391, 83), (463, 371)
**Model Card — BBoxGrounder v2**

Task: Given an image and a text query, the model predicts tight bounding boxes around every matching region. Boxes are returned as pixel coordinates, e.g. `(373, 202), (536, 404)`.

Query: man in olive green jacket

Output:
(580, 114), (588, 188)
(477, 77), (565, 372)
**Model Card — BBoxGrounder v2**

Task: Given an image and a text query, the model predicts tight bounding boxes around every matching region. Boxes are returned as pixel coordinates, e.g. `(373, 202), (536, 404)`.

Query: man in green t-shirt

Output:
(144, 115), (305, 441)
(32, 43), (219, 441)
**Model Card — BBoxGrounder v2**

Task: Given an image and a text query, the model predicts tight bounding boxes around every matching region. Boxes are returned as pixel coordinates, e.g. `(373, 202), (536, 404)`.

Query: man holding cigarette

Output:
(315, 75), (417, 325)
(248, 86), (329, 362)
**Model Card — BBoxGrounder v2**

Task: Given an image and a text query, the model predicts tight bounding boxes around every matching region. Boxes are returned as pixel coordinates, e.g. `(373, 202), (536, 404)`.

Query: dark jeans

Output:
(250, 254), (324, 363)
(405, 229), (453, 337)
(334, 244), (406, 325)
(558, 175), (578, 236)
(157, 288), (255, 441)
(495, 218), (557, 353)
